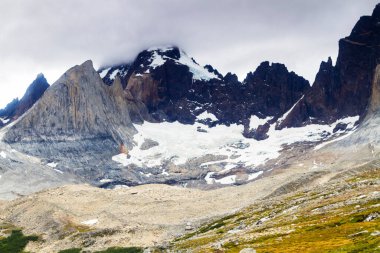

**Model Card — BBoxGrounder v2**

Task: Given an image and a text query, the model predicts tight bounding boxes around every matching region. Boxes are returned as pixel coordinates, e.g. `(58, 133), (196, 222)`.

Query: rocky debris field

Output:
(0, 147), (378, 252)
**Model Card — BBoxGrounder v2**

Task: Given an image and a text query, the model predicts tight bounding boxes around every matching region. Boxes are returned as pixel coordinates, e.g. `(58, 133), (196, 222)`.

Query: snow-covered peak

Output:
(145, 47), (220, 81)
(147, 45), (175, 53)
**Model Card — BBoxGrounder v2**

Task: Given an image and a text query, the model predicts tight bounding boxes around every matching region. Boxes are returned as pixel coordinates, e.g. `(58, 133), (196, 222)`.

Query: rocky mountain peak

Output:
(278, 4), (380, 129)
(243, 61), (310, 117)
(0, 72), (49, 124)
(129, 46), (220, 81)
(223, 72), (239, 84)
(372, 3), (380, 19)
(3, 60), (145, 144)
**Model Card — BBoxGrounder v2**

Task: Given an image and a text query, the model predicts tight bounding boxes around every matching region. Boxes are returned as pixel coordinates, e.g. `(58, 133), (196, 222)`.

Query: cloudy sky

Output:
(0, 0), (378, 108)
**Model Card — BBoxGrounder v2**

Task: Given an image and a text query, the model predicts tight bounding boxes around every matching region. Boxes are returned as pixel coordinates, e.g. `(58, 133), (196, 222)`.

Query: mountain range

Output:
(0, 3), (379, 253)
(1, 5), (380, 192)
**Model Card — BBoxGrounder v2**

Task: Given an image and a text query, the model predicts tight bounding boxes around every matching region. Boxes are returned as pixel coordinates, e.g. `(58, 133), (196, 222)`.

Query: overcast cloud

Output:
(0, 0), (378, 108)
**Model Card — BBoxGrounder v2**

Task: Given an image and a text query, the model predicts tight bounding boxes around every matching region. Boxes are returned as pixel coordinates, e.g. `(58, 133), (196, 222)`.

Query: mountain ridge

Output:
(1, 4), (379, 191)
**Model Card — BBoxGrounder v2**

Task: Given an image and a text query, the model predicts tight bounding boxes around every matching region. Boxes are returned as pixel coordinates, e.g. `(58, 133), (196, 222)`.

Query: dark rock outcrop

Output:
(99, 47), (310, 131)
(0, 98), (20, 121)
(279, 4), (380, 128)
(243, 61), (310, 117)
(0, 74), (49, 123)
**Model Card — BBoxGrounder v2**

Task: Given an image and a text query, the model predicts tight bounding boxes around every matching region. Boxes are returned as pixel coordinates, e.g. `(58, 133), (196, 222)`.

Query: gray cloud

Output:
(0, 0), (378, 107)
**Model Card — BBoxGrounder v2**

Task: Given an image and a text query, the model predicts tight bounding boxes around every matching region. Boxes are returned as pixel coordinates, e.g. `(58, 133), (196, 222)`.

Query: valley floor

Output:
(0, 145), (379, 252)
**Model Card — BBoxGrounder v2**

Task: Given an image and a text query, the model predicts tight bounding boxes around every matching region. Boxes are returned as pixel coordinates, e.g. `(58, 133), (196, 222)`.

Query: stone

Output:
(348, 230), (369, 237)
(185, 222), (193, 231)
(365, 212), (379, 222)
(239, 248), (256, 253)
(140, 139), (159, 150)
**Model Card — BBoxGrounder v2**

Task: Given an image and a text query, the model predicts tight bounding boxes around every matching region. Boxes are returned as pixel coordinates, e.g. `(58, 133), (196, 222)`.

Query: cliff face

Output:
(279, 4), (380, 128)
(368, 64), (380, 116)
(4, 60), (148, 145)
(243, 61), (310, 117)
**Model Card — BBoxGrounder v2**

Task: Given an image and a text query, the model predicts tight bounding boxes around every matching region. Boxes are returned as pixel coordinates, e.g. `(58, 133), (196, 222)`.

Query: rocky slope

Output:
(0, 122), (79, 200)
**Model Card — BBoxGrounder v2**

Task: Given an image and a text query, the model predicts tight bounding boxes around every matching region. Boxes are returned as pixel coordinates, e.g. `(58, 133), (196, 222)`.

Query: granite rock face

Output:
(4, 60), (149, 146)
(279, 4), (380, 128)
(2, 61), (152, 186)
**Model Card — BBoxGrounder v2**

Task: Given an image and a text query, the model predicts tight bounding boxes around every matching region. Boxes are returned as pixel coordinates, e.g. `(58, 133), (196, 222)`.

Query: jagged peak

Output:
(36, 73), (45, 79)
(64, 60), (97, 79)
(132, 46), (220, 81)
(327, 56), (333, 65)
(223, 72), (239, 83)
(318, 57), (334, 71)
(32, 73), (49, 85)
(80, 59), (94, 69)
(244, 61), (303, 83)
(372, 3), (380, 19)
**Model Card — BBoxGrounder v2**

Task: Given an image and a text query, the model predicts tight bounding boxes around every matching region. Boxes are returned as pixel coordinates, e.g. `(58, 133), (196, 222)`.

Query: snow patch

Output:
(114, 185), (129, 189)
(54, 169), (64, 174)
(177, 51), (219, 81)
(111, 116), (360, 170)
(100, 179), (113, 183)
(139, 172), (153, 177)
(109, 69), (120, 80)
(147, 46), (172, 52)
(146, 48), (219, 81)
(197, 111), (218, 121)
(248, 171), (263, 181)
(314, 116), (359, 150)
(0, 118), (10, 124)
(249, 115), (273, 129)
(81, 219), (98, 226)
(277, 95), (304, 125)
(0, 151), (6, 159)
(205, 172), (237, 185)
(215, 174), (237, 185)
(112, 153), (129, 166)
(99, 67), (111, 78)
(47, 162), (58, 168)
(148, 51), (167, 68)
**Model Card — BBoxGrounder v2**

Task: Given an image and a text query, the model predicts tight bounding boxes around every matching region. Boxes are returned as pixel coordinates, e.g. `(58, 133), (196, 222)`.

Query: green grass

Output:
(58, 247), (144, 253)
(95, 247), (144, 253)
(0, 230), (39, 253)
(171, 167), (380, 253)
(58, 248), (82, 253)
